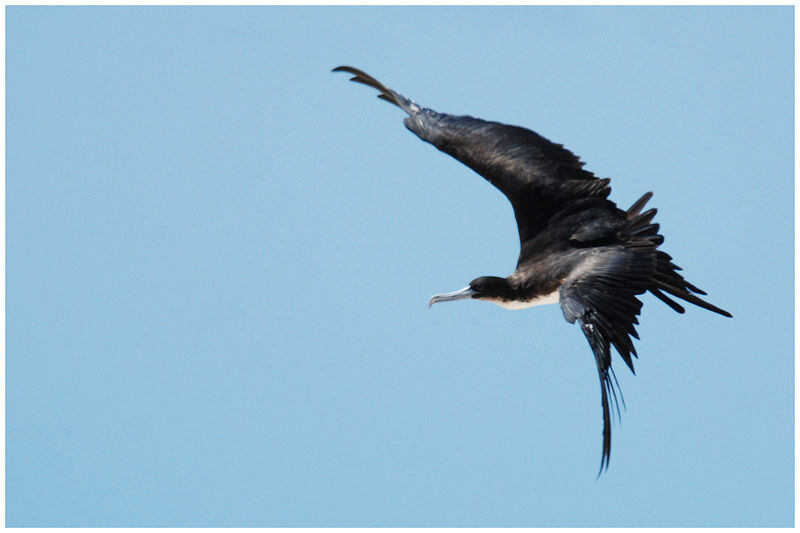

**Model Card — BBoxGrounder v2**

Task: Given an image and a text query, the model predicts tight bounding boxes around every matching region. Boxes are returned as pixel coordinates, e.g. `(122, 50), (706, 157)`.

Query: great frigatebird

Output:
(333, 66), (732, 475)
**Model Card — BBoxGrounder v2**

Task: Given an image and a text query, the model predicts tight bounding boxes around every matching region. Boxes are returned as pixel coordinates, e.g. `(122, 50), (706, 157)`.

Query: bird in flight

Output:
(333, 66), (732, 475)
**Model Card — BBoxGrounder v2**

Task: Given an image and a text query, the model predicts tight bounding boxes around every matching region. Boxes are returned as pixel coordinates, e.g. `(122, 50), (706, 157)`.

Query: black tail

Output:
(333, 66), (421, 115)
(649, 250), (732, 317)
(624, 192), (732, 318)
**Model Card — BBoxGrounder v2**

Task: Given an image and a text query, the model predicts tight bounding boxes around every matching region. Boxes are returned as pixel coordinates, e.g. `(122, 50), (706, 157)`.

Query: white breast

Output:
(490, 290), (560, 310)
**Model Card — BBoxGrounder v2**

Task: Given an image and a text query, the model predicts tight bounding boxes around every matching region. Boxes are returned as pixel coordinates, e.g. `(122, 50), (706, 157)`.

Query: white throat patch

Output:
(489, 290), (560, 310)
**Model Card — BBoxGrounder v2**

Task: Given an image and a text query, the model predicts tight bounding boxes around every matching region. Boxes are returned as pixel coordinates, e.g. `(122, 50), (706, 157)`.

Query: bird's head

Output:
(428, 276), (511, 307)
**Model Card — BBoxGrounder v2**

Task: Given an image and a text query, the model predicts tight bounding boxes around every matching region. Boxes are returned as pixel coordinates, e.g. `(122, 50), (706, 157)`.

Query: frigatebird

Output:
(333, 66), (731, 474)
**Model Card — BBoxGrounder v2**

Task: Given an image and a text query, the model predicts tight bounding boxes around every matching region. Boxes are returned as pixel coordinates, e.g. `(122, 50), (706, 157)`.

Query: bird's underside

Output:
(334, 65), (732, 475)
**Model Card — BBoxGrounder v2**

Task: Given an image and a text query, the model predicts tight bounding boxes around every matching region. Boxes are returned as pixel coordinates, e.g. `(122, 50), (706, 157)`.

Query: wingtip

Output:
(332, 65), (367, 78)
(596, 454), (610, 480)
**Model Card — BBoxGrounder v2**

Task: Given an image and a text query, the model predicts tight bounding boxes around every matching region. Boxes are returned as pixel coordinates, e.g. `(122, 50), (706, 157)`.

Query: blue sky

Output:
(6, 6), (793, 527)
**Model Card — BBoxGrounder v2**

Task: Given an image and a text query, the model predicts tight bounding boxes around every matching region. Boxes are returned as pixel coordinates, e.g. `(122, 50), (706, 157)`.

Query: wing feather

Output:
(334, 66), (611, 242)
(559, 248), (652, 474)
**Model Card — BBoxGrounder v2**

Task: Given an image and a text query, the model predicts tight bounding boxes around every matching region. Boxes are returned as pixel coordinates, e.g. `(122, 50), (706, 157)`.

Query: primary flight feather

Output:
(333, 65), (732, 475)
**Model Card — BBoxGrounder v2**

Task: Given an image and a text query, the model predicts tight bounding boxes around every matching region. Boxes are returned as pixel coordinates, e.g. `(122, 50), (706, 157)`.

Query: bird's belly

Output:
(491, 290), (560, 310)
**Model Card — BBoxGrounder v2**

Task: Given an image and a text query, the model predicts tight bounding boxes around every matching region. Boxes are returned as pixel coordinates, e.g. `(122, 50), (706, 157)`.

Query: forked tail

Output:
(624, 192), (732, 318)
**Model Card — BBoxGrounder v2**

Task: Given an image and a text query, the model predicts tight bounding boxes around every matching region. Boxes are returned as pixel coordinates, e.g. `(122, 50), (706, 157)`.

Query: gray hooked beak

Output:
(428, 286), (477, 307)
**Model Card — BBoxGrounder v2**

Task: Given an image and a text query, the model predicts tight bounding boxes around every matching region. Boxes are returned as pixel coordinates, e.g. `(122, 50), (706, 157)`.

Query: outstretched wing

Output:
(333, 66), (611, 243)
(558, 248), (653, 474)
(558, 194), (731, 474)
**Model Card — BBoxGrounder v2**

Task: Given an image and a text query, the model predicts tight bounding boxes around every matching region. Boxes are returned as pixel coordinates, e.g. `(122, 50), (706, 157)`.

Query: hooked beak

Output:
(428, 286), (477, 307)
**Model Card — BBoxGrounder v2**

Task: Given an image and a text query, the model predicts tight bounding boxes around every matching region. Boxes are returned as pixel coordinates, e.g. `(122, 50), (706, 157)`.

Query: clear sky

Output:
(6, 6), (793, 527)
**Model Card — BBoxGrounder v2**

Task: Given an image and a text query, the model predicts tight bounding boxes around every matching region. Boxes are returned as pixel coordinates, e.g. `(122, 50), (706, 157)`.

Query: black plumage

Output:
(334, 66), (732, 475)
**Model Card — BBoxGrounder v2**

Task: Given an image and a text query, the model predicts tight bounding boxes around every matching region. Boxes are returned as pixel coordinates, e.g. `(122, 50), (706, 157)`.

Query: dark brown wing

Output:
(558, 194), (731, 474)
(558, 247), (654, 475)
(333, 66), (611, 243)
